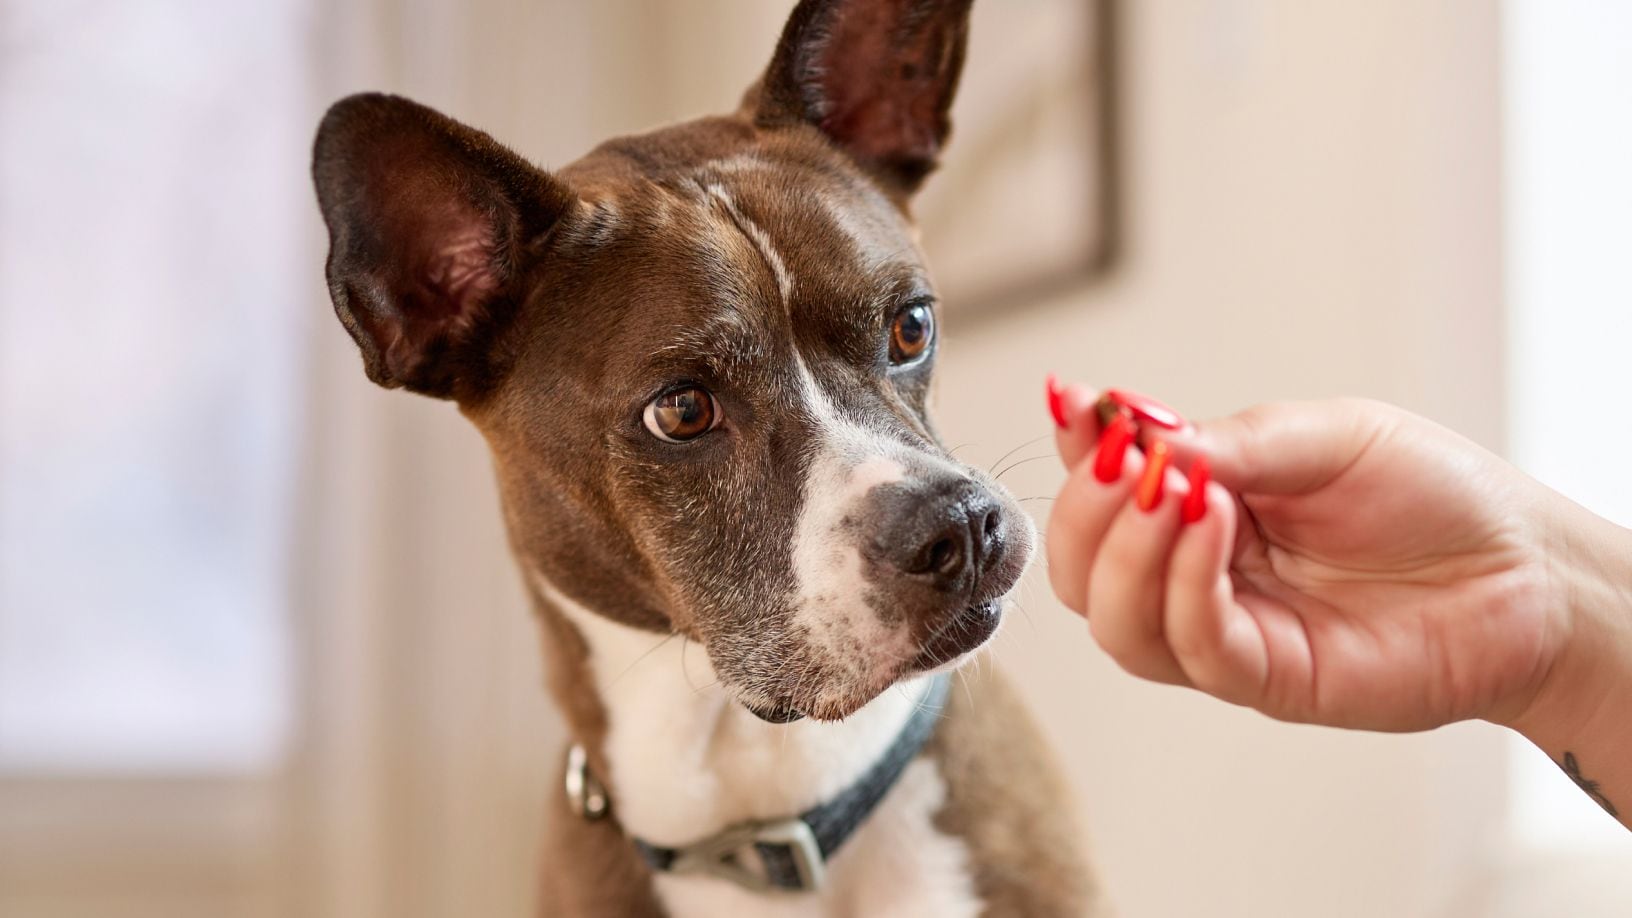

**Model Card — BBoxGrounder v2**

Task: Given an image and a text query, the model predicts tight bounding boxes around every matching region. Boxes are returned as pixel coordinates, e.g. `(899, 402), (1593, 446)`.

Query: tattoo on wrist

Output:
(1559, 752), (1620, 818)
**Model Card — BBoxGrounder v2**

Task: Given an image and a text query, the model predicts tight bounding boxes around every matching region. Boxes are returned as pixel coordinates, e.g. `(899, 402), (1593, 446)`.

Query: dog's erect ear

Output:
(312, 93), (576, 399)
(755, 0), (973, 193)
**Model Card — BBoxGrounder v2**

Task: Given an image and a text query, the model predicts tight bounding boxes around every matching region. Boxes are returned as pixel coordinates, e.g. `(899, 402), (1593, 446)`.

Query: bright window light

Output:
(1502, 0), (1632, 851)
(0, 0), (309, 772)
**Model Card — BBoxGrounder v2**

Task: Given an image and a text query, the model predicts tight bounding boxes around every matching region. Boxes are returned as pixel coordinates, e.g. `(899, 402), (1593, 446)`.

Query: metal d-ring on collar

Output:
(563, 673), (953, 894)
(564, 743), (609, 821)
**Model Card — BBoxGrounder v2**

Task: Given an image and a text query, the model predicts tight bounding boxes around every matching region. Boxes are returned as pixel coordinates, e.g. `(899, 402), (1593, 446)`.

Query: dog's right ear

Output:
(755, 0), (974, 195)
(312, 93), (576, 399)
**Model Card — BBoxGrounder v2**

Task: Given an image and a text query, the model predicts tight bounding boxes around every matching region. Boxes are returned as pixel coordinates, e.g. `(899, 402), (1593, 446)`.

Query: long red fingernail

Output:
(1093, 414), (1135, 482)
(1136, 439), (1170, 511)
(1181, 457), (1210, 523)
(1046, 374), (1068, 429)
(1104, 388), (1186, 430)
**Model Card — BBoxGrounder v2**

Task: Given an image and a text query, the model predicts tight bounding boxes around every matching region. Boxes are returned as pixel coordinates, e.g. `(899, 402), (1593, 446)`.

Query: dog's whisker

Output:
(993, 451), (1062, 483)
(680, 638), (710, 694)
(605, 631), (682, 690)
(955, 664), (977, 713)
(985, 432), (1054, 476)
(902, 683), (931, 718)
(1011, 599), (1037, 632)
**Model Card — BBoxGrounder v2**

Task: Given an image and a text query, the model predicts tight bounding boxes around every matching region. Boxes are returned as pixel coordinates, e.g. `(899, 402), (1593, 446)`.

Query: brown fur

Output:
(930, 668), (1107, 916)
(313, 1), (1103, 914)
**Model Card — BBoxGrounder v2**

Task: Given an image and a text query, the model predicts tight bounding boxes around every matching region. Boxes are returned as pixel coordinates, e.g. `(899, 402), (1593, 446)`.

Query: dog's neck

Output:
(527, 570), (930, 848)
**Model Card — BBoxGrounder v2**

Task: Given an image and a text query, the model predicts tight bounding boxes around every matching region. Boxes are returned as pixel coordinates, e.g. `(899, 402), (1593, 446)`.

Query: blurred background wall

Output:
(2, 1), (1629, 916)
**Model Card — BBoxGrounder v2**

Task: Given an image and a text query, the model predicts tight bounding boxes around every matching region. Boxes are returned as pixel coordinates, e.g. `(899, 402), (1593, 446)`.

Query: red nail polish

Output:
(1046, 374), (1068, 429)
(1136, 439), (1170, 511)
(1181, 457), (1210, 523)
(1104, 388), (1185, 430)
(1093, 414), (1135, 483)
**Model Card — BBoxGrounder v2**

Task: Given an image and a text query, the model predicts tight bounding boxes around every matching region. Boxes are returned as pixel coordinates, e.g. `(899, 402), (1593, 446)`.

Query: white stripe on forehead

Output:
(793, 354), (899, 456)
(703, 183), (794, 305)
(702, 152), (917, 284)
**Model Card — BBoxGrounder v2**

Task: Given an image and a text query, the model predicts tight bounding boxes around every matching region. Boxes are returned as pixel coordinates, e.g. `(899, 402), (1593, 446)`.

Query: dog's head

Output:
(313, 0), (1032, 722)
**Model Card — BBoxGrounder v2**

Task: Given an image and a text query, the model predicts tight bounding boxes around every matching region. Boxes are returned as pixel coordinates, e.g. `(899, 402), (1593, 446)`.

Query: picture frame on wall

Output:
(917, 0), (1117, 317)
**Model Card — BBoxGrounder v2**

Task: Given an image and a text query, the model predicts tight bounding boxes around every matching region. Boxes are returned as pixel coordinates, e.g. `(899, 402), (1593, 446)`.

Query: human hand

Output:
(1045, 385), (1577, 732)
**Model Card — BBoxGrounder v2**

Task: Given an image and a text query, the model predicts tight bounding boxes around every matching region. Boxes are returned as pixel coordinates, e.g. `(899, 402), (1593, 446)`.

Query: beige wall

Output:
(294, 2), (1516, 917)
(937, 3), (1508, 916)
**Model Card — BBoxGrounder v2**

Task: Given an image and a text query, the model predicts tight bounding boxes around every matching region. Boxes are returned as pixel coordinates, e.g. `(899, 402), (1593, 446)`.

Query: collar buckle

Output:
(667, 816), (825, 892)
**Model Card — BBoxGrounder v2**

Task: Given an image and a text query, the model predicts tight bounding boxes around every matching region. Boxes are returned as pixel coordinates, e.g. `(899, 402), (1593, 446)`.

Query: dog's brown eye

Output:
(643, 385), (719, 443)
(889, 302), (935, 365)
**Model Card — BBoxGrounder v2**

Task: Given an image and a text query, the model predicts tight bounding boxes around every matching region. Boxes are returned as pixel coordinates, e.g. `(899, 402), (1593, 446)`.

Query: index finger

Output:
(1047, 376), (1104, 470)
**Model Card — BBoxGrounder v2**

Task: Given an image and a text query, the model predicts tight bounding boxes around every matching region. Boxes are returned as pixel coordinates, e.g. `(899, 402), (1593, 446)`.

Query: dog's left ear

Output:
(755, 0), (974, 194)
(312, 93), (576, 400)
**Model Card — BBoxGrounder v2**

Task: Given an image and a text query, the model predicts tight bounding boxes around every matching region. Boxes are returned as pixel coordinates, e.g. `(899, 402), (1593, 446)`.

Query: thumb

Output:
(1149, 398), (1394, 496)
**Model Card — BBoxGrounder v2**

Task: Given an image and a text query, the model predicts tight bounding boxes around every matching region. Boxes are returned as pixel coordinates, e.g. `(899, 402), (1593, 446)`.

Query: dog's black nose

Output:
(875, 480), (1005, 592)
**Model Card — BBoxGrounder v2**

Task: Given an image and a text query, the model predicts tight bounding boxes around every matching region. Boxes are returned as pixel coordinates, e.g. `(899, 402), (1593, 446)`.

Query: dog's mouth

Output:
(908, 599), (1002, 672)
(742, 600), (1002, 725)
(745, 699), (808, 724)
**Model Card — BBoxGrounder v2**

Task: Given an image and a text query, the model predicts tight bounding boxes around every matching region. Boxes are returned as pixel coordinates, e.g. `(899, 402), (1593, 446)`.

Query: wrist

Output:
(1502, 501), (1632, 751)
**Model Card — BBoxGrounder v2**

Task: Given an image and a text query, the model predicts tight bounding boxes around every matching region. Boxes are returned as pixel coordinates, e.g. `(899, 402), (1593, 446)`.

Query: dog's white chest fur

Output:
(533, 572), (983, 918)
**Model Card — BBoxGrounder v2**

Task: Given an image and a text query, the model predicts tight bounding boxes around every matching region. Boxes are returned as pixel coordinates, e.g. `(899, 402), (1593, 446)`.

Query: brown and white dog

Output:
(312, 0), (1101, 914)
